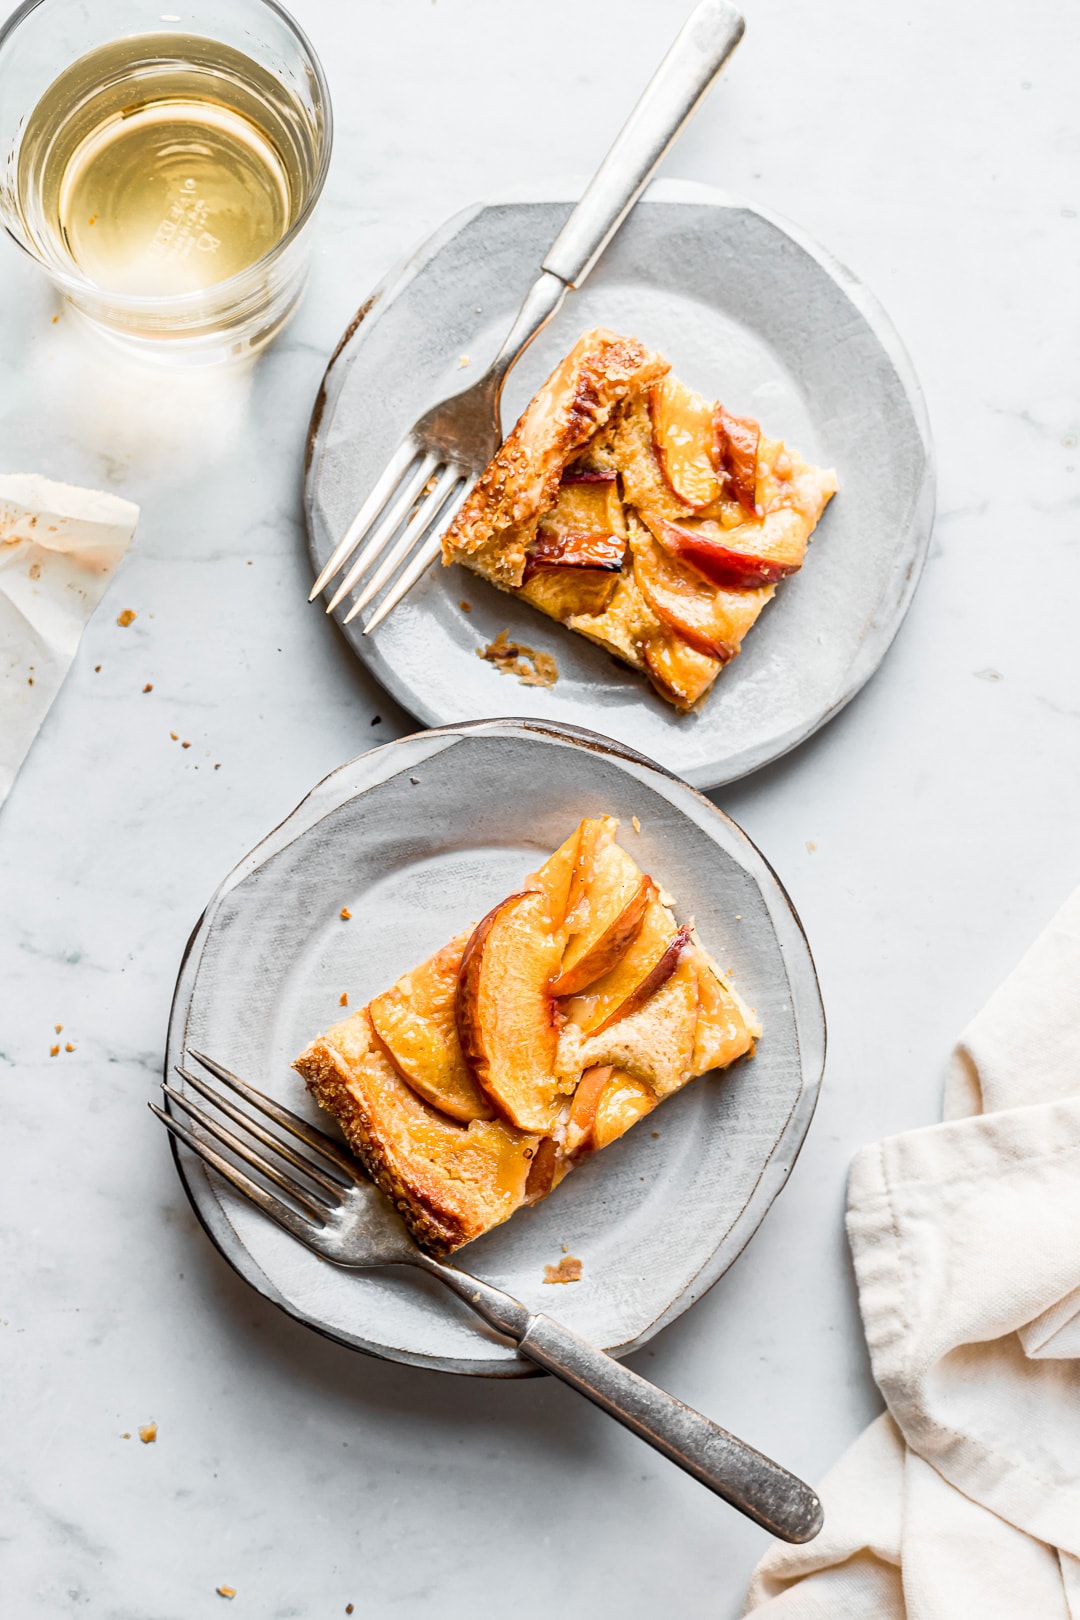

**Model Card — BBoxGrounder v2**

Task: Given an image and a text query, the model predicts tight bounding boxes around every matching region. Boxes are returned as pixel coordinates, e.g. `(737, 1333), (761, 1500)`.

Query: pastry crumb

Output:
(340, 907), (352, 921)
(458, 354), (471, 367)
(138, 1422), (156, 1443)
(116, 609), (136, 627)
(346, 1607), (354, 1615)
(121, 1432), (131, 1439)
(55, 1024), (62, 1033)
(170, 731), (178, 741)
(632, 816), (641, 834)
(478, 629), (558, 689)
(142, 683), (152, 693)
(181, 741), (191, 749)
(49, 1044), (59, 1057)
(216, 1587), (236, 1600)
(806, 841), (817, 853)
(543, 1254), (582, 1284)
(94, 664), (101, 672)
(459, 600), (472, 613)
(65, 1043), (75, 1053)
(339, 992), (348, 1006)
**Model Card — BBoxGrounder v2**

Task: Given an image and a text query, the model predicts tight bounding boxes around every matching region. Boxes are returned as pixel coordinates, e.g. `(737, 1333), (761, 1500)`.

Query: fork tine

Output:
(150, 1101), (325, 1248)
(343, 466), (465, 623)
(309, 437), (417, 601)
(162, 1083), (335, 1220)
(185, 1047), (361, 1180)
(324, 451), (442, 614)
(175, 1064), (349, 1198)
(361, 487), (469, 634)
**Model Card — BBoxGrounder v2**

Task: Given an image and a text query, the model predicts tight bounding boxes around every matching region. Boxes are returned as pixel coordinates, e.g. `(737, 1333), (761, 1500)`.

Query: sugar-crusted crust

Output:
(443, 328), (668, 588)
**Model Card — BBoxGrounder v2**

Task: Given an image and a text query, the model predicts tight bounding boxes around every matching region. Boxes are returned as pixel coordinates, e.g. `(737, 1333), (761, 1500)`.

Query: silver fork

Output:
(310, 0), (746, 633)
(152, 1048), (822, 1543)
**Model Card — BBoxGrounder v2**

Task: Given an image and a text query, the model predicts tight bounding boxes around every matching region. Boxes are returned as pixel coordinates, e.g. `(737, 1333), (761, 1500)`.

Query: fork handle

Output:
(541, 0), (745, 287)
(519, 1313), (822, 1543)
(420, 1258), (820, 1543)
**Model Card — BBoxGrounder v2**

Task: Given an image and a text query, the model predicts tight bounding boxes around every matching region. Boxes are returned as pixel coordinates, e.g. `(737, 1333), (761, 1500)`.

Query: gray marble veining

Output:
(1, 0), (1078, 1615)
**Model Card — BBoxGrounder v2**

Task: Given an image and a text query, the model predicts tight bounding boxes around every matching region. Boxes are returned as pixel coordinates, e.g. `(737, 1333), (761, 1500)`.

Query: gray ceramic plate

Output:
(305, 179), (934, 790)
(166, 719), (825, 1376)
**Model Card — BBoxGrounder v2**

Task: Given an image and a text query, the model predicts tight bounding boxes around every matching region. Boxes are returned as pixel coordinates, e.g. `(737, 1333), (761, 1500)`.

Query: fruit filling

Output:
(295, 816), (760, 1256)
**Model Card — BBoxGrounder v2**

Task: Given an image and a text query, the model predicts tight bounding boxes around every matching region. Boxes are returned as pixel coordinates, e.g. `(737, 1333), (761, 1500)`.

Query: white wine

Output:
(17, 34), (317, 298)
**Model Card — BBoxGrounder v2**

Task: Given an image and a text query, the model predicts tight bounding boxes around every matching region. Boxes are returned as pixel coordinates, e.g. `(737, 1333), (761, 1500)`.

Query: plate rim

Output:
(164, 717), (826, 1377)
(304, 177), (936, 790)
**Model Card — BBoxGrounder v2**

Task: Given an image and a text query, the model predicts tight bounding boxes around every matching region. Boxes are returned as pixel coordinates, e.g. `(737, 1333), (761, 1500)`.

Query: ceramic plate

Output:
(305, 179), (934, 791)
(166, 719), (825, 1376)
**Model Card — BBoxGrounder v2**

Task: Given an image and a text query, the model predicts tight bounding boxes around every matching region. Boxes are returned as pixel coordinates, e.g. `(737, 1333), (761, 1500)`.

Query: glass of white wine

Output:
(0, 0), (331, 361)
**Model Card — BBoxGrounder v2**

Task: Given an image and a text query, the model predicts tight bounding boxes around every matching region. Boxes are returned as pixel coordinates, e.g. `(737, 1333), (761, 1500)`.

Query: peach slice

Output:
(518, 565), (621, 619)
(643, 633), (724, 712)
(590, 925), (692, 1036)
(714, 404), (760, 512)
(526, 822), (582, 931)
(633, 529), (764, 662)
(524, 1135), (558, 1201)
(562, 896), (680, 1035)
(575, 951), (699, 1098)
(541, 472), (625, 539)
(649, 375), (725, 509)
(524, 530), (627, 576)
(369, 992), (493, 1124)
(692, 963), (758, 1073)
(565, 815), (617, 931)
(648, 513), (802, 591)
(565, 1063), (614, 1157)
(561, 465), (618, 487)
(456, 890), (563, 1134)
(592, 1069), (657, 1149)
(553, 873), (652, 997)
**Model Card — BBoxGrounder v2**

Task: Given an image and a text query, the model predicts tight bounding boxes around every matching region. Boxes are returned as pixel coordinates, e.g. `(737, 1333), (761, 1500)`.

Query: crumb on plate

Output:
(478, 629), (558, 689)
(143, 683), (152, 693)
(339, 992), (348, 1007)
(459, 600), (471, 613)
(806, 841), (817, 852)
(543, 1254), (582, 1285)
(340, 907), (352, 921)
(49, 1044), (59, 1057)
(632, 816), (641, 834)
(216, 1586), (236, 1600)
(138, 1422), (156, 1443)
(116, 609), (136, 627)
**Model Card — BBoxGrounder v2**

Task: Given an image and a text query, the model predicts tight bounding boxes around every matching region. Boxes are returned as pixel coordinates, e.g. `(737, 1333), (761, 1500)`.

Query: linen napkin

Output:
(745, 886), (1080, 1619)
(0, 473), (139, 807)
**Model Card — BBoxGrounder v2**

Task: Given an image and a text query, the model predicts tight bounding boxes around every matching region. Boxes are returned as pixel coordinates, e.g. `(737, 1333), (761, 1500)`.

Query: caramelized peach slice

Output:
(643, 633), (724, 712)
(369, 992), (493, 1123)
(650, 375), (725, 509)
(575, 952), (699, 1098)
(565, 815), (618, 931)
(524, 1135), (558, 1201)
(456, 890), (563, 1134)
(649, 512), (803, 590)
(692, 961), (758, 1072)
(518, 566), (621, 619)
(714, 404), (760, 512)
(633, 529), (765, 662)
(591, 925), (692, 1036)
(592, 1069), (657, 1149)
(524, 530), (626, 576)
(565, 1063), (614, 1157)
(541, 472), (625, 540)
(526, 823), (582, 931)
(554, 873), (652, 997)
(562, 896), (680, 1036)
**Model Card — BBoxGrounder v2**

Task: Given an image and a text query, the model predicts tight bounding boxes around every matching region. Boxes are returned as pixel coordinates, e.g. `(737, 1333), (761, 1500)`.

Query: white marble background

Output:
(1, 1), (1078, 1615)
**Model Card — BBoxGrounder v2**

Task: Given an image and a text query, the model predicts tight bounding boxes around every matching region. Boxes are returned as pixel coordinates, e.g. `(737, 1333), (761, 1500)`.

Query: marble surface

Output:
(1, 1), (1077, 1614)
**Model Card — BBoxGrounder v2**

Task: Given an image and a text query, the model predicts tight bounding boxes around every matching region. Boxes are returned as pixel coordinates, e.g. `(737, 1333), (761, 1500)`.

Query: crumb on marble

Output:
(49, 1044), (59, 1057)
(143, 683), (152, 693)
(339, 992), (348, 1006)
(51, 314), (59, 324)
(478, 629), (558, 689)
(806, 841), (817, 853)
(121, 1432), (131, 1439)
(55, 1024), (62, 1033)
(543, 1255), (582, 1284)
(94, 664), (101, 673)
(340, 907), (352, 921)
(138, 1422), (157, 1443)
(214, 763), (221, 770)
(346, 1607), (354, 1615)
(181, 741), (191, 749)
(65, 1043), (75, 1053)
(216, 1587), (236, 1600)
(170, 732), (178, 741)
(117, 609), (136, 627)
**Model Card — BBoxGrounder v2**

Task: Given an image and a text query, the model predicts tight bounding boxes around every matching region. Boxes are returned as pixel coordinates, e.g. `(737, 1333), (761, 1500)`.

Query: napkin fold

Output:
(745, 887), (1080, 1619)
(0, 473), (139, 807)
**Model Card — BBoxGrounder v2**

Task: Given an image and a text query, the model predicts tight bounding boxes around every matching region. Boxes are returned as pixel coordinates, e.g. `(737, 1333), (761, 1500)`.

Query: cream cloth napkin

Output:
(0, 473), (139, 807)
(745, 887), (1080, 1619)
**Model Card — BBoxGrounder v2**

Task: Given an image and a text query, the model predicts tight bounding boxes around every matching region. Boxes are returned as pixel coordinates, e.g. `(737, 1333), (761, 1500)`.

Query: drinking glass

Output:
(0, 0), (332, 361)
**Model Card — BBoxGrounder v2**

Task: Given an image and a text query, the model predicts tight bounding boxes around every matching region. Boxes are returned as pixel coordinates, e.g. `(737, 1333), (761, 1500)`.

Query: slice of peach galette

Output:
(442, 329), (837, 710)
(295, 816), (759, 1256)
